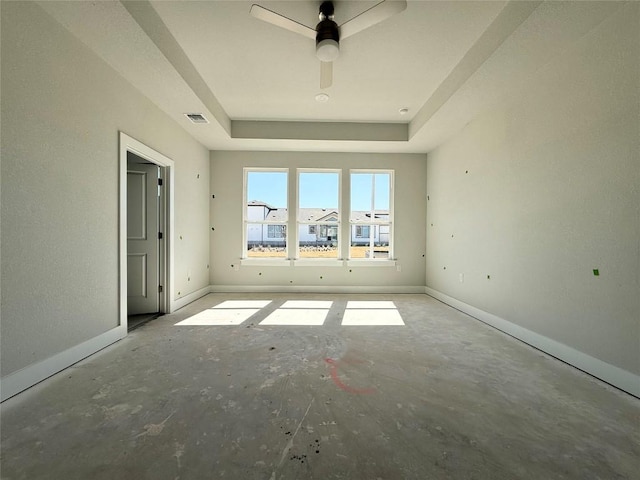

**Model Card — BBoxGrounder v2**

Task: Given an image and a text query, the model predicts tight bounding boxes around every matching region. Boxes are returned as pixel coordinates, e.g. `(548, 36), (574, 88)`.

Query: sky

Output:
(247, 171), (390, 211)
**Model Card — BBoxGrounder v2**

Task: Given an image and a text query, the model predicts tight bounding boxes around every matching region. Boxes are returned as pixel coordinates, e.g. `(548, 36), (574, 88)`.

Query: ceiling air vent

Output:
(184, 113), (209, 124)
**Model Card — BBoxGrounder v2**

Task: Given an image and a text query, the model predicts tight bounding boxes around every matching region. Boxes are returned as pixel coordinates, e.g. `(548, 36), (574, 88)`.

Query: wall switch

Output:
(233, 264), (240, 272)
(396, 264), (402, 272)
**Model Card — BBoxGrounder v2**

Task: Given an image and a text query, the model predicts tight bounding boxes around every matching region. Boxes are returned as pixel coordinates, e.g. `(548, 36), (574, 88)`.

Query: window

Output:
(244, 169), (288, 258)
(355, 225), (370, 238)
(298, 170), (340, 259)
(350, 171), (393, 259)
(268, 225), (286, 238)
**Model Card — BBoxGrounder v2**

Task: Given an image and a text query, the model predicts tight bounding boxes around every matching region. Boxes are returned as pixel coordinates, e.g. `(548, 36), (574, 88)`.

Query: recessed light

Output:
(315, 93), (330, 103)
(399, 107), (409, 115)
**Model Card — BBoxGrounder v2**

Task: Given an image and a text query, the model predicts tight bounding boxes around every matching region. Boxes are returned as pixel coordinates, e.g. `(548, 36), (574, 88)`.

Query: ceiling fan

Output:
(250, 0), (407, 89)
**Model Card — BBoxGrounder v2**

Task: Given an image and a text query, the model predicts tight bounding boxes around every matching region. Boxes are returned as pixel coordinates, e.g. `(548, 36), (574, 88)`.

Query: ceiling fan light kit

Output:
(316, 39), (339, 62)
(250, 0), (407, 89)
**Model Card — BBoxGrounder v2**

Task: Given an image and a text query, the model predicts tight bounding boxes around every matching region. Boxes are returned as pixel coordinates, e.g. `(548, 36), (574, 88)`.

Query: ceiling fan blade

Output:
(320, 61), (333, 89)
(250, 4), (316, 40)
(339, 0), (407, 40)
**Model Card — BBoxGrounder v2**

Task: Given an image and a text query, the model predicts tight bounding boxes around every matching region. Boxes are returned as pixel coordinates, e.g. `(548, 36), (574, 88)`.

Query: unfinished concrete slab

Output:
(1, 293), (638, 479)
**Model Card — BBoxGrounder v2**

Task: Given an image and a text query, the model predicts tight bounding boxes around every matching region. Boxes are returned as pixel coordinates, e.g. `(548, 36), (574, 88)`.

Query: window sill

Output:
(239, 259), (398, 268)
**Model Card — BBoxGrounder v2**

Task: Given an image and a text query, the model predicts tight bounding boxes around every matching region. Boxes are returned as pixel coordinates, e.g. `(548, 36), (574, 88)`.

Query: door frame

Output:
(119, 132), (175, 330)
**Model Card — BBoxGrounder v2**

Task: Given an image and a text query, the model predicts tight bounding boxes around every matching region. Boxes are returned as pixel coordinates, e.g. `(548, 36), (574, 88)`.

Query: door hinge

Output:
(158, 178), (163, 186)
(158, 232), (163, 240)
(158, 285), (163, 293)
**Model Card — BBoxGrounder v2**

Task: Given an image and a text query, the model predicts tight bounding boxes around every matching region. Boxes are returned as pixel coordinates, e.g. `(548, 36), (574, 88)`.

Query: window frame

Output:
(242, 167), (289, 262)
(348, 169), (394, 262)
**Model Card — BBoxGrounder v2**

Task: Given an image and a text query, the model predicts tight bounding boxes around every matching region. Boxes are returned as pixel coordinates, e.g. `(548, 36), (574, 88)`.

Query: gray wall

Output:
(210, 151), (427, 289)
(1, 1), (210, 377)
(426, 3), (639, 376)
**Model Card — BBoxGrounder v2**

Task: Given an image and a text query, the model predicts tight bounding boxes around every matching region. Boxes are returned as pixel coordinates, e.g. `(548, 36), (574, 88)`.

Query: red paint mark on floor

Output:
(325, 358), (376, 395)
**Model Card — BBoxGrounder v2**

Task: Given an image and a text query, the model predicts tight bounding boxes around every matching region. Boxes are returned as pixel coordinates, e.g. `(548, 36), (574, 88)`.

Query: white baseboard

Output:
(0, 325), (126, 402)
(172, 285), (214, 311)
(211, 285), (425, 294)
(425, 287), (640, 398)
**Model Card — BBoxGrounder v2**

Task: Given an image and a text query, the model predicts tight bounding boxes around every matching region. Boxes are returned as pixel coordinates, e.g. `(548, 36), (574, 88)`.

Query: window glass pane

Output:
(299, 229), (339, 259)
(246, 224), (287, 258)
(298, 172), (339, 211)
(374, 173), (390, 210)
(350, 238), (390, 259)
(246, 171), (287, 218)
(350, 173), (391, 222)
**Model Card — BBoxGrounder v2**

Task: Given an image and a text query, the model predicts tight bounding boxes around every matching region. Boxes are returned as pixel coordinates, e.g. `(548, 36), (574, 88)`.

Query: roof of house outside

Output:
(350, 211), (390, 222)
(247, 200), (276, 209)
(264, 208), (288, 222)
(250, 202), (389, 223)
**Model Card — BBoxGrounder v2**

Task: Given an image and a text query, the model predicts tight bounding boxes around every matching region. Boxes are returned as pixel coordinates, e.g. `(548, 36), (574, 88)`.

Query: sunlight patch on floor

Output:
(212, 300), (272, 309)
(280, 300), (333, 309)
(175, 308), (262, 326)
(342, 301), (404, 325)
(346, 301), (396, 309)
(259, 309), (328, 326)
(175, 299), (404, 327)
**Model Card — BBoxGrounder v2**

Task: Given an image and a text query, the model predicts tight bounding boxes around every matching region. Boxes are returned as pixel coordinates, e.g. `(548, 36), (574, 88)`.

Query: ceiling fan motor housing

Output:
(316, 18), (339, 61)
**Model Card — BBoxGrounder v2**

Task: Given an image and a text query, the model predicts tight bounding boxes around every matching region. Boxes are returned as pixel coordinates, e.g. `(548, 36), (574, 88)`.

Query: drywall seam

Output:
(211, 285), (425, 294)
(0, 326), (127, 402)
(173, 285), (214, 311)
(425, 287), (640, 398)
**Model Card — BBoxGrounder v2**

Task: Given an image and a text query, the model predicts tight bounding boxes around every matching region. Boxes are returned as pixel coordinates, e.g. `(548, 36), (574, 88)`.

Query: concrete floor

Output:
(1, 293), (638, 479)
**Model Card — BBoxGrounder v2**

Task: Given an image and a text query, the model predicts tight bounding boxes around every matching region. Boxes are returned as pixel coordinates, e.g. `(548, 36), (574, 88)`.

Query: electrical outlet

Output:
(459, 273), (464, 283)
(396, 264), (402, 272)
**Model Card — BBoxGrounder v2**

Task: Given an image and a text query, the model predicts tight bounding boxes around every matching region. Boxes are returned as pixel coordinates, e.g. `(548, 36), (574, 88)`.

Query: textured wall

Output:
(426, 3), (639, 375)
(1, 2), (210, 376)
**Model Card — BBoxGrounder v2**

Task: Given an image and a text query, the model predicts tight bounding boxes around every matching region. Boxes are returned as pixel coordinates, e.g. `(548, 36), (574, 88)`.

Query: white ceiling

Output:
(151, 0), (505, 122)
(38, 1), (625, 153)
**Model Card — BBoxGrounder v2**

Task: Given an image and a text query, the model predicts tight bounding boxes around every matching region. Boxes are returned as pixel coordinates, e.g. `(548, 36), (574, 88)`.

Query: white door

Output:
(127, 162), (160, 315)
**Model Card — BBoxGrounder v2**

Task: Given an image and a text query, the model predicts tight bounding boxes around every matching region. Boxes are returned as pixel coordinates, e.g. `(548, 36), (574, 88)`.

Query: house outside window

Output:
(297, 169), (340, 259)
(350, 170), (393, 259)
(355, 225), (370, 238)
(244, 169), (288, 258)
(268, 225), (286, 238)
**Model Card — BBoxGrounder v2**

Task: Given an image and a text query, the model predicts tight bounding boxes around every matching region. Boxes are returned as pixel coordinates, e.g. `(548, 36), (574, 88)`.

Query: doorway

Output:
(119, 133), (175, 331)
(127, 153), (162, 329)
